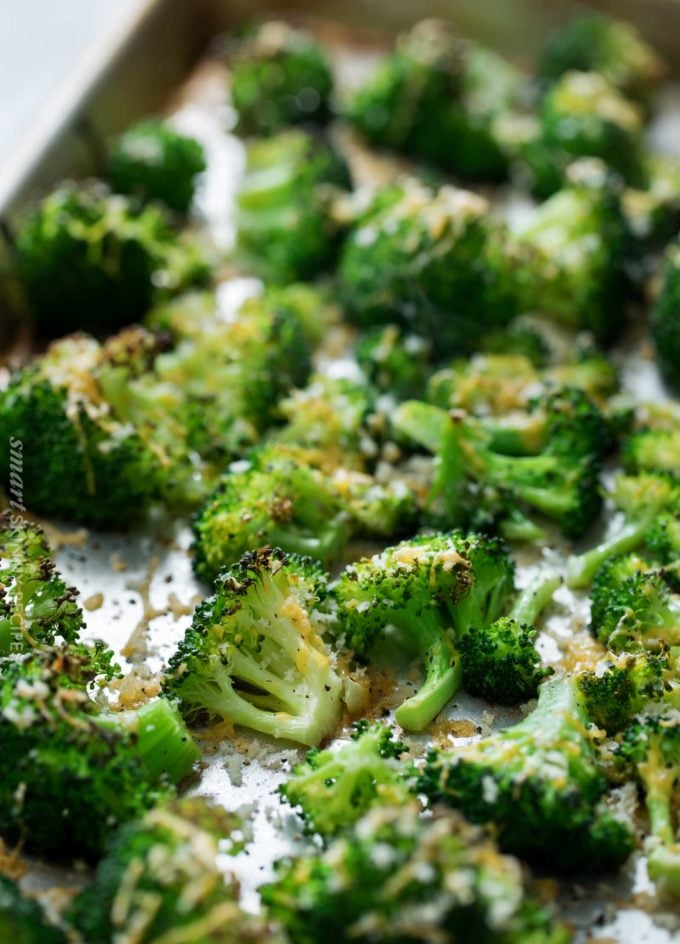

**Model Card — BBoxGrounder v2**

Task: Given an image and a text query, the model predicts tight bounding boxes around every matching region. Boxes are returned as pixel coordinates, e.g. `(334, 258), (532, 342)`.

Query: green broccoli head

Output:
(333, 532), (475, 731)
(332, 469), (418, 539)
(539, 12), (665, 102)
(356, 325), (430, 400)
(590, 564), (680, 653)
(236, 129), (351, 284)
(578, 650), (674, 734)
(192, 444), (351, 585)
(0, 876), (66, 944)
(420, 675), (635, 872)
(230, 21), (333, 134)
(67, 797), (271, 944)
(0, 512), (83, 656)
(617, 707), (680, 900)
(0, 645), (198, 860)
(280, 719), (414, 837)
(261, 803), (571, 944)
(106, 118), (206, 213)
(166, 547), (344, 747)
(346, 19), (523, 181)
(623, 426), (680, 476)
(513, 160), (631, 344)
(651, 239), (680, 391)
(15, 183), (209, 337)
(339, 177), (519, 356)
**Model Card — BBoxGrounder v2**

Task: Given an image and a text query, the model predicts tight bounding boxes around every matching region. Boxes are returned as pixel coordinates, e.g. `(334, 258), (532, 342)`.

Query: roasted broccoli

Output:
(356, 325), (430, 400)
(651, 238), (680, 391)
(0, 876), (66, 944)
(230, 21), (333, 134)
(617, 707), (680, 899)
(567, 473), (680, 588)
(339, 178), (518, 356)
(15, 183), (209, 336)
(0, 645), (198, 859)
(539, 12), (664, 102)
(68, 797), (275, 944)
(166, 547), (343, 747)
(192, 444), (350, 585)
(331, 469), (418, 539)
(236, 129), (351, 283)
(261, 804), (571, 944)
(346, 19), (524, 181)
(280, 720), (414, 837)
(624, 426), (680, 477)
(420, 675), (635, 871)
(106, 118), (206, 213)
(0, 513), (83, 656)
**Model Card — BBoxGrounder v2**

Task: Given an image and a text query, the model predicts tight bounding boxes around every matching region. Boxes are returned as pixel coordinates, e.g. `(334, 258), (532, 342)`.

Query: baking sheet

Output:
(10, 18), (680, 944)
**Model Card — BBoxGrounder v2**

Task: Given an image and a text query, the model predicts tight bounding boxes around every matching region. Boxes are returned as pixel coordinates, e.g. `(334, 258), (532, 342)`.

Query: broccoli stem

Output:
(392, 609), (462, 732)
(512, 570), (561, 626)
(268, 523), (346, 563)
(99, 698), (199, 785)
(499, 511), (545, 543)
(392, 400), (451, 453)
(567, 520), (649, 589)
(638, 745), (680, 897)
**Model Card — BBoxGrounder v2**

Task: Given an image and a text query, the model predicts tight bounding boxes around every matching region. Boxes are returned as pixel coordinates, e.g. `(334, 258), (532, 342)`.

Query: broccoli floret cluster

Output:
(261, 804), (571, 944)
(0, 876), (66, 944)
(230, 21), (333, 134)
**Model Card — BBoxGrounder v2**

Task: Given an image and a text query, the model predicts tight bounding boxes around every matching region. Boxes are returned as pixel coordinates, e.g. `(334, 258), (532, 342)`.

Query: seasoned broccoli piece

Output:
(624, 427), (680, 477)
(0, 645), (198, 859)
(539, 12), (664, 102)
(0, 334), (164, 526)
(106, 118), (205, 213)
(623, 153), (680, 247)
(339, 178), (518, 355)
(420, 675), (635, 871)
(68, 797), (275, 944)
(0, 876), (66, 944)
(651, 239), (680, 391)
(166, 547), (343, 747)
(261, 804), (571, 944)
(356, 325), (430, 400)
(512, 161), (630, 343)
(230, 21), (333, 134)
(333, 533), (475, 731)
(567, 473), (680, 588)
(645, 515), (680, 584)
(236, 129), (351, 284)
(270, 375), (376, 471)
(589, 563), (680, 653)
(522, 71), (645, 196)
(192, 445), (350, 585)
(15, 183), (208, 337)
(346, 19), (524, 181)
(280, 720), (414, 837)
(578, 650), (676, 734)
(459, 569), (559, 704)
(617, 707), (680, 899)
(0, 513), (83, 656)
(332, 469), (418, 539)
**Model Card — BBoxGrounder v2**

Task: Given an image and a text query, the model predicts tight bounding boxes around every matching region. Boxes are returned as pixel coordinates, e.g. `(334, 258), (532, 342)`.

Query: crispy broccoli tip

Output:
(280, 719), (414, 837)
(0, 875), (66, 944)
(166, 547), (343, 747)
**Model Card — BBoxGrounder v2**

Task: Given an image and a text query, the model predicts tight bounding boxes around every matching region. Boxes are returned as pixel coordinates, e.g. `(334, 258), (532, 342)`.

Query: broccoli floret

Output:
(15, 183), (209, 337)
(333, 532), (476, 731)
(623, 153), (680, 248)
(338, 177), (518, 356)
(512, 161), (631, 343)
(590, 564), (680, 653)
(427, 353), (541, 421)
(68, 797), (274, 944)
(617, 707), (680, 899)
(280, 720), (414, 837)
(106, 118), (205, 213)
(192, 445), (351, 585)
(459, 569), (559, 704)
(166, 547), (343, 747)
(651, 239), (680, 391)
(539, 12), (664, 102)
(346, 19), (524, 181)
(523, 71), (645, 196)
(0, 876), (66, 944)
(420, 675), (635, 871)
(481, 322), (550, 366)
(236, 129), (351, 283)
(645, 515), (680, 584)
(230, 21), (333, 134)
(261, 804), (571, 944)
(0, 645), (199, 859)
(332, 469), (418, 539)
(624, 427), (680, 476)
(356, 325), (430, 400)
(567, 473), (680, 588)
(0, 513), (83, 656)
(578, 650), (675, 733)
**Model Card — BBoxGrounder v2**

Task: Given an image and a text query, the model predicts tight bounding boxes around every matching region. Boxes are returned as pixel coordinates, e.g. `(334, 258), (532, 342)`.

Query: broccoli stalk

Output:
(166, 548), (343, 747)
(567, 474), (680, 588)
